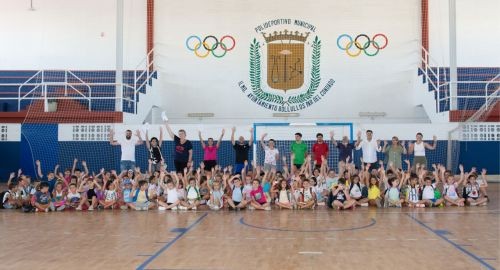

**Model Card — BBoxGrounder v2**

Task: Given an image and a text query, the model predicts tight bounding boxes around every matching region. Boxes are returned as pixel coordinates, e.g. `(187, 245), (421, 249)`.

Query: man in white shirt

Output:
(110, 129), (144, 172)
(355, 130), (381, 168)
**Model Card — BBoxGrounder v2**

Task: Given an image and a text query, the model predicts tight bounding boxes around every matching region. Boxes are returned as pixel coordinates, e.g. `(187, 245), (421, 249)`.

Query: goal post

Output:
(253, 122), (354, 171)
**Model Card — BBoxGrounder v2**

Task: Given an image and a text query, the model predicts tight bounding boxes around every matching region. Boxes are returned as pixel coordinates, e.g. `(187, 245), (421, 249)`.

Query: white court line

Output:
(298, 251), (323, 255)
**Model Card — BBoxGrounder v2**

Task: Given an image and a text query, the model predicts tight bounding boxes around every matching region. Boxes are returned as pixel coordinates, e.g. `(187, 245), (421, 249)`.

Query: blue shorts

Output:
(234, 163), (245, 174)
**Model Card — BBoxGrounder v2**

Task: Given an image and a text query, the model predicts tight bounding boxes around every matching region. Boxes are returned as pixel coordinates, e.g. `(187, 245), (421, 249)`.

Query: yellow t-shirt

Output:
(368, 185), (380, 200)
(136, 190), (147, 203)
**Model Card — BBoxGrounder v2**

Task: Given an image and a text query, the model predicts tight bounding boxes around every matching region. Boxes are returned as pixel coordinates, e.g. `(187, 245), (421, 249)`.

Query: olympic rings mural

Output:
(336, 33), (388, 57)
(185, 35), (236, 58)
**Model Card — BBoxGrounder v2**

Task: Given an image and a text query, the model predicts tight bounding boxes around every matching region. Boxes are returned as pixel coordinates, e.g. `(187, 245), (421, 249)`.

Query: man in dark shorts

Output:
(231, 127), (253, 174)
(164, 120), (193, 173)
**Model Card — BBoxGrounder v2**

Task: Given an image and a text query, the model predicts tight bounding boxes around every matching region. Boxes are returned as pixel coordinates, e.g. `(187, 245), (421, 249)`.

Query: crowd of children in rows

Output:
(1, 152), (490, 213)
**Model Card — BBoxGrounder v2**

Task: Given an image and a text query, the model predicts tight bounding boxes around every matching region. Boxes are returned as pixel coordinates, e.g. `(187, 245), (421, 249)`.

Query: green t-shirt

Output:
(291, 141), (308, 164)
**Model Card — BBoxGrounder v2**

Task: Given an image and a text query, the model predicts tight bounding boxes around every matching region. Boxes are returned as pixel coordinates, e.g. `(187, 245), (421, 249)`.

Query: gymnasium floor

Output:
(1, 184), (498, 270)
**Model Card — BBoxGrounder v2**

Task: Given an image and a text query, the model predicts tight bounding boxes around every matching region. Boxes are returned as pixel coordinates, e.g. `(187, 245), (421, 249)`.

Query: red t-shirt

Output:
(312, 142), (329, 164)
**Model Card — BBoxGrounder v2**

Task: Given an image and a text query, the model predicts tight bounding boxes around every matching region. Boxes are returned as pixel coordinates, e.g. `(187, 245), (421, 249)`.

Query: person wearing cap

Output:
(290, 132), (308, 170)
(109, 128), (144, 173)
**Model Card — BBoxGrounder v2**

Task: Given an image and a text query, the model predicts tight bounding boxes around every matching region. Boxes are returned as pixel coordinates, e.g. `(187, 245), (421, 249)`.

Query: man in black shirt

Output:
(231, 126), (254, 174)
(164, 120), (193, 173)
(330, 131), (354, 165)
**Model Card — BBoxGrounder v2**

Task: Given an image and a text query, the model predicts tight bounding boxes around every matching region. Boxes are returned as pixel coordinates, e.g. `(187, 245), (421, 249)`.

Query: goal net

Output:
(253, 123), (353, 172)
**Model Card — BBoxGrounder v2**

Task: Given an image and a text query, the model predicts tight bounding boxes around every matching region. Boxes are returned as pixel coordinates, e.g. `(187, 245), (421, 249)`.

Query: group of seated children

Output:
(1, 155), (490, 212)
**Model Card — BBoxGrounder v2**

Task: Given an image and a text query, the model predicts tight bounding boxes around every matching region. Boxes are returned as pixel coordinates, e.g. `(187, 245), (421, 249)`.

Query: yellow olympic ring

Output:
(345, 41), (363, 57)
(194, 42), (210, 58)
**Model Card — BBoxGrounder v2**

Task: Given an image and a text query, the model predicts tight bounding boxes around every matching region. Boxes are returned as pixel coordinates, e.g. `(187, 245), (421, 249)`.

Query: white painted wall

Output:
(155, 0), (425, 124)
(0, 0), (146, 69)
(428, 0), (500, 66)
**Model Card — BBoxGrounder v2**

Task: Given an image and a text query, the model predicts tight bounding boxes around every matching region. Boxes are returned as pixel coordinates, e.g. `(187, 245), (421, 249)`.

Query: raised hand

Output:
(231, 126), (236, 132)
(329, 130), (334, 138)
(9, 172), (15, 179)
(356, 130), (362, 138)
(481, 168), (487, 175)
(82, 161), (87, 167)
(100, 168), (105, 174)
(35, 160), (40, 166)
(433, 135), (437, 141)
(459, 164), (464, 172)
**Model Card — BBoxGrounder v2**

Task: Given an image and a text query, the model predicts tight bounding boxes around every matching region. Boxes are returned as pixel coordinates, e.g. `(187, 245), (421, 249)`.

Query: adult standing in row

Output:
(198, 129), (225, 171)
(312, 133), (328, 169)
(109, 129), (143, 172)
(382, 136), (406, 170)
(330, 131), (355, 164)
(290, 132), (308, 170)
(355, 130), (381, 168)
(409, 132), (437, 169)
(231, 127), (253, 174)
(164, 121), (193, 173)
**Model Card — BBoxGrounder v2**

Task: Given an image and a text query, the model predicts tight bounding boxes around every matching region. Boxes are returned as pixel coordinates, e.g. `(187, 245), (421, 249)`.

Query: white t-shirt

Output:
(414, 141), (426, 157)
(264, 146), (279, 165)
(422, 184), (436, 200)
(356, 139), (380, 163)
(350, 184), (362, 198)
(444, 183), (458, 199)
(118, 136), (139, 161)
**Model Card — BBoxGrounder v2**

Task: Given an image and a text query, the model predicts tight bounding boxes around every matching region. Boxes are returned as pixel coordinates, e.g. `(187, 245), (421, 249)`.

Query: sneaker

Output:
(88, 206), (94, 211)
(135, 206), (141, 211)
(248, 205), (255, 210)
(142, 206), (148, 211)
(178, 206), (187, 210)
(361, 203), (369, 207)
(264, 206), (271, 211)
(49, 204), (55, 212)
(120, 205), (128, 210)
(171, 206), (178, 211)
(35, 208), (39, 212)
(212, 206), (219, 210)
(158, 206), (166, 211)
(57, 205), (66, 211)
(191, 206), (197, 211)
(76, 206), (82, 211)
(45, 208), (49, 212)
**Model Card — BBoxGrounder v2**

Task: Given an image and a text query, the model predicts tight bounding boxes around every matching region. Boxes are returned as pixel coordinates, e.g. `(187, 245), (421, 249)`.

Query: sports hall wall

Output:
(0, 0), (498, 178)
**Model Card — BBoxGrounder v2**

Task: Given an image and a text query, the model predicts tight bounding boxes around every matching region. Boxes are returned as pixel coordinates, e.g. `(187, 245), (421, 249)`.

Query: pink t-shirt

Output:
(203, 145), (218, 161)
(250, 186), (267, 204)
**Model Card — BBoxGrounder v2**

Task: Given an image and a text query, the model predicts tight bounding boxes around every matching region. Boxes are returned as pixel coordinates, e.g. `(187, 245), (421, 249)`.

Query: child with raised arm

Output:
(51, 181), (67, 211)
(443, 164), (466, 207)
(260, 133), (280, 171)
(181, 168), (200, 210)
(158, 171), (181, 210)
(208, 172), (225, 211)
(225, 174), (246, 210)
(464, 171), (488, 206)
(131, 180), (155, 210)
(249, 179), (271, 210)
(100, 177), (119, 209)
(272, 178), (293, 209)
(419, 169), (444, 207)
(331, 178), (356, 210)
(298, 178), (316, 210)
